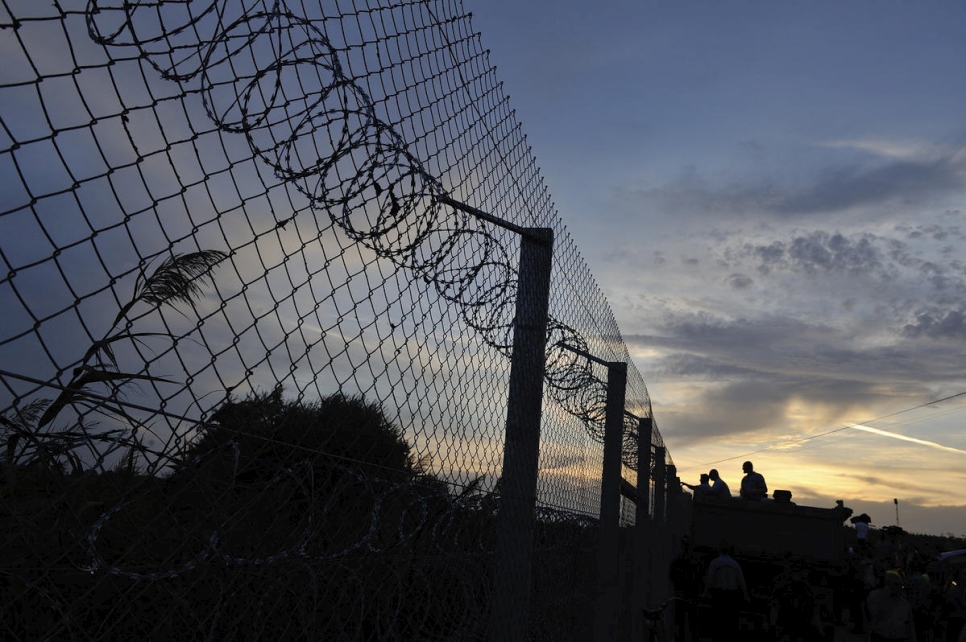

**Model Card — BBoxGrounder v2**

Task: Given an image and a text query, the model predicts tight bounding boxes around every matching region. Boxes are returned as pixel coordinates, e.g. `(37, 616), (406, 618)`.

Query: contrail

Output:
(849, 424), (966, 455)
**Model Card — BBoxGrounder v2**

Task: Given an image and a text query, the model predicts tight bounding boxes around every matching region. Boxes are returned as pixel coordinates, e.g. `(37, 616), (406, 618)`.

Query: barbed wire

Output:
(0, 0), (672, 638)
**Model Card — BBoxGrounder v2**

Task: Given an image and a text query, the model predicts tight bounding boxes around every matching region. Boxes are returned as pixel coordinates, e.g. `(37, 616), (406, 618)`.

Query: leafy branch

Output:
(3, 250), (227, 473)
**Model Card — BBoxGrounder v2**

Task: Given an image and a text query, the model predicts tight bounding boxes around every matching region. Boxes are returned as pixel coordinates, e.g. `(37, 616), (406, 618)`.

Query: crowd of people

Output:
(669, 461), (966, 641)
(841, 528), (966, 642)
(669, 531), (966, 641)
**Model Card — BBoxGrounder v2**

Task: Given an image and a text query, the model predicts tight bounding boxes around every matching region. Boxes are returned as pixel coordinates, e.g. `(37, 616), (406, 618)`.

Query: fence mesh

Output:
(0, 0), (672, 639)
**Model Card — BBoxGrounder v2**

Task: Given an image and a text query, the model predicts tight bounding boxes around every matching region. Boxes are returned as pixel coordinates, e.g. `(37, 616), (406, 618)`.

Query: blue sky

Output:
(469, 0), (966, 536)
(2, 0), (966, 537)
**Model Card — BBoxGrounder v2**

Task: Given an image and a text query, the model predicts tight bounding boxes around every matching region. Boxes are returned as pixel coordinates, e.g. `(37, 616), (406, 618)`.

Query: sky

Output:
(2, 0), (966, 538)
(469, 0), (966, 537)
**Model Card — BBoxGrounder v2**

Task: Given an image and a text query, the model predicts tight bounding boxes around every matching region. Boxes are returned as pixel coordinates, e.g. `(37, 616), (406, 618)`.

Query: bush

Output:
(176, 388), (422, 484)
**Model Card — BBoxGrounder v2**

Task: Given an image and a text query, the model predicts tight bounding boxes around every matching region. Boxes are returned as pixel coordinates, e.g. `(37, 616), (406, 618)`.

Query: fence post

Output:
(632, 416), (653, 638)
(636, 417), (652, 521)
(653, 446), (666, 524)
(594, 361), (627, 642)
(489, 227), (554, 642)
(666, 464), (677, 527)
(651, 446), (668, 601)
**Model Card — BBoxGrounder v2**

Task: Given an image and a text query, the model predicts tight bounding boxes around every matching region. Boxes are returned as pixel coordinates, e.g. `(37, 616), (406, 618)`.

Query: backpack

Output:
(710, 563), (741, 591)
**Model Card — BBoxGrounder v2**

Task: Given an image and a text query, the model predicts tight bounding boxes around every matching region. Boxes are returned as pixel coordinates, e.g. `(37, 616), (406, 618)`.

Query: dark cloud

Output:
(903, 307), (966, 340)
(725, 229), (966, 300)
(742, 231), (883, 276)
(726, 273), (753, 289)
(652, 374), (892, 442)
(622, 150), (966, 218)
(628, 306), (966, 382)
(627, 313), (821, 359)
(771, 156), (966, 214)
(895, 222), (964, 242)
(623, 305), (960, 443)
(654, 353), (760, 380)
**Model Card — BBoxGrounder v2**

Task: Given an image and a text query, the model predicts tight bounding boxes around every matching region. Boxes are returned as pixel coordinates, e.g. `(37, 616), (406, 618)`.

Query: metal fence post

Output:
(594, 361), (627, 642)
(489, 227), (554, 642)
(653, 446), (666, 524)
(632, 416), (653, 638)
(651, 446), (668, 602)
(636, 418), (652, 522)
(666, 464), (677, 526)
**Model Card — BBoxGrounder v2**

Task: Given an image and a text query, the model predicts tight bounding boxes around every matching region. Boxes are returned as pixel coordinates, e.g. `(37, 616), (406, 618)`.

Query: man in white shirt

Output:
(704, 543), (749, 641)
(708, 469), (731, 500)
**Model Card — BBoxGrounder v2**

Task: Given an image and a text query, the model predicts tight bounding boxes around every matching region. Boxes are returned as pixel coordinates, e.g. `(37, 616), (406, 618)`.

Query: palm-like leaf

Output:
(134, 249), (228, 308)
(36, 368), (174, 429)
(11, 248), (227, 470)
(1, 398), (52, 461)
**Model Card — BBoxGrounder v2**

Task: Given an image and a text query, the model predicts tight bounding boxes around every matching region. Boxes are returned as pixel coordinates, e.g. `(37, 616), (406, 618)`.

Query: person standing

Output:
(867, 570), (917, 642)
(669, 535), (703, 642)
(852, 513), (872, 551)
(703, 542), (749, 641)
(739, 460), (767, 500)
(683, 473), (712, 500)
(708, 469), (731, 500)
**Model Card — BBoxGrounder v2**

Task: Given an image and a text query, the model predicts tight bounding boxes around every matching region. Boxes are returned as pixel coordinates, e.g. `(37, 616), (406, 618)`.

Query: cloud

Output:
(771, 156), (966, 214)
(619, 140), (966, 218)
(903, 306), (966, 340)
(715, 229), (966, 319)
(622, 301), (962, 446)
(740, 231), (884, 277)
(628, 312), (834, 370)
(726, 273), (753, 289)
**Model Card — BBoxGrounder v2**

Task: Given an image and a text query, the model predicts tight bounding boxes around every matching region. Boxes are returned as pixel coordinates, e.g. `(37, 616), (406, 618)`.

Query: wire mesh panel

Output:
(0, 0), (670, 639)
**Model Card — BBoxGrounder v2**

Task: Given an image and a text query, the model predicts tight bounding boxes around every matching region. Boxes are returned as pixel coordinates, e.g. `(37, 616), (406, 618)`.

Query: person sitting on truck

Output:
(683, 473), (712, 500)
(739, 460), (767, 501)
(708, 469), (731, 499)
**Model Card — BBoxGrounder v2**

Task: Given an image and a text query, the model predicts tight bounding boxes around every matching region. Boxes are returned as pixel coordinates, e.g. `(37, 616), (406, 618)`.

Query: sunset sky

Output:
(469, 0), (966, 536)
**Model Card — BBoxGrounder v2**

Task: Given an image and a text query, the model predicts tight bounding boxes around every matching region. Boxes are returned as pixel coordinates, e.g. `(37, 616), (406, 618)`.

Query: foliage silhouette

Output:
(1, 250), (227, 477)
(175, 386), (426, 484)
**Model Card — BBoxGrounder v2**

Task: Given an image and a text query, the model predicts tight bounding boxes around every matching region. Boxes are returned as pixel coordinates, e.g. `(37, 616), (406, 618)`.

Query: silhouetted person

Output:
(683, 473), (712, 500)
(852, 513), (872, 552)
(708, 468), (731, 500)
(770, 555), (822, 641)
(867, 570), (917, 641)
(703, 541), (748, 641)
(669, 535), (703, 642)
(739, 460), (767, 500)
(945, 566), (966, 642)
(902, 563), (934, 642)
(833, 499), (854, 523)
(844, 547), (873, 634)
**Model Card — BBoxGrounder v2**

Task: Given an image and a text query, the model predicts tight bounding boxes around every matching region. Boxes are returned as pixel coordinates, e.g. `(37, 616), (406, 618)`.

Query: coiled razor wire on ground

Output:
(0, 0), (671, 639)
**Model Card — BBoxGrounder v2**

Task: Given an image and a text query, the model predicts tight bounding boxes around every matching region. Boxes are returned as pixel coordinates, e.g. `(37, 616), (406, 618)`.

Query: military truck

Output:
(688, 493), (851, 639)
(691, 494), (848, 564)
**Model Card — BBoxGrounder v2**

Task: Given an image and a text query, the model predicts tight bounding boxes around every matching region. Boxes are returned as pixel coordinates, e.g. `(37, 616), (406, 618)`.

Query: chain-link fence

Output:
(0, 1), (678, 639)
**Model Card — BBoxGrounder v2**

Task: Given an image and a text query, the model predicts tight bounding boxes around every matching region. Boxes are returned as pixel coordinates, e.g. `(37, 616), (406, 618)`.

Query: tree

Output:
(175, 387), (423, 484)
